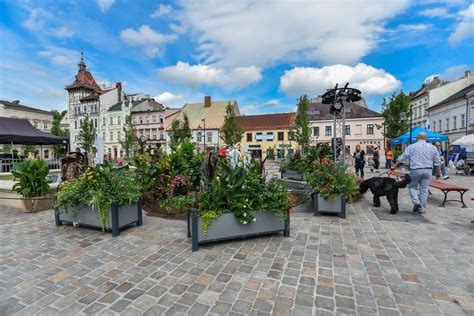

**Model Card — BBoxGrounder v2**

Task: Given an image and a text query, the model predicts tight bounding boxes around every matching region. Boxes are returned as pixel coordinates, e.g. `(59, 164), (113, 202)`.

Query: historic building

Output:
(308, 97), (384, 156)
(172, 96), (240, 152)
(0, 100), (53, 133)
(235, 112), (297, 159)
(428, 84), (474, 142)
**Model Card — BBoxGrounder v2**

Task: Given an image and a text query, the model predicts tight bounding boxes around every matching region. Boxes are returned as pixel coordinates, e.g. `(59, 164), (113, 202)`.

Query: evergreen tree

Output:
(181, 113), (192, 140)
(78, 115), (96, 154)
(221, 102), (244, 147)
(290, 95), (311, 154)
(168, 119), (182, 151)
(120, 115), (139, 158)
(51, 110), (69, 158)
(376, 91), (410, 140)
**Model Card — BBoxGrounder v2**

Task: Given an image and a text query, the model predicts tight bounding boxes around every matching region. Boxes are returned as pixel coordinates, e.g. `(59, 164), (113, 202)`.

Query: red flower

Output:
(218, 147), (228, 158)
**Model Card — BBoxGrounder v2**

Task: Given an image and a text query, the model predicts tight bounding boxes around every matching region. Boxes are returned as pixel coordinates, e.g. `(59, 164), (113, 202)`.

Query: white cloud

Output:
(264, 99), (280, 106)
(440, 64), (471, 80)
(23, 8), (49, 31)
(38, 47), (79, 68)
(49, 26), (74, 38)
(419, 7), (454, 18)
(97, 0), (115, 13)
(449, 4), (474, 44)
(177, 0), (409, 67)
(151, 4), (174, 18)
(279, 63), (400, 97)
(120, 25), (176, 57)
(154, 92), (184, 106)
(394, 24), (432, 32)
(157, 61), (262, 90)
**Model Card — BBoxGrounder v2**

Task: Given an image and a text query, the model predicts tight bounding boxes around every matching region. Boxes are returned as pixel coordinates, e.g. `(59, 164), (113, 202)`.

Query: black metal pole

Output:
(466, 95), (469, 136)
(409, 104), (413, 144)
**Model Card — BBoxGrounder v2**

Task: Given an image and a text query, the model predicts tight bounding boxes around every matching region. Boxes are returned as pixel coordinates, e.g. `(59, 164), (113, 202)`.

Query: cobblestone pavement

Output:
(1, 168), (473, 315)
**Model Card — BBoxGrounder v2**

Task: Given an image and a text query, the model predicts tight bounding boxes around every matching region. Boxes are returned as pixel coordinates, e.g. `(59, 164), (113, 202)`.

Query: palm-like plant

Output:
(12, 159), (49, 198)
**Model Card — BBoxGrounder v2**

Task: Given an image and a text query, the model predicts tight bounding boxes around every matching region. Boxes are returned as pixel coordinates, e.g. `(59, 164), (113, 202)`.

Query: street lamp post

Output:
(409, 104), (413, 144)
(202, 118), (206, 150)
(197, 125), (202, 152)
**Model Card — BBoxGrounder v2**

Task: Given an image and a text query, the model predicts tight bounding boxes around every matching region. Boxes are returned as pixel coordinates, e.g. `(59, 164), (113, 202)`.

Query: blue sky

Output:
(0, 0), (473, 115)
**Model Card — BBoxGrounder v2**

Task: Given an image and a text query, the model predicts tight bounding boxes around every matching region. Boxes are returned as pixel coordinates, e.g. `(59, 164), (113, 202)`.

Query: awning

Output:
(389, 126), (448, 145)
(0, 117), (68, 145)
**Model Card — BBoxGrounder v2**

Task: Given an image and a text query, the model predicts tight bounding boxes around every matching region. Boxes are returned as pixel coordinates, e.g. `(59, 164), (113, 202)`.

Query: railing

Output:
(0, 158), (61, 173)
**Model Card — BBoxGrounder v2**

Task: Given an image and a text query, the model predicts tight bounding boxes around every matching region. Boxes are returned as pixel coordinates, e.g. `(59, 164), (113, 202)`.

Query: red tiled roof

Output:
(235, 113), (295, 131)
(65, 70), (102, 92)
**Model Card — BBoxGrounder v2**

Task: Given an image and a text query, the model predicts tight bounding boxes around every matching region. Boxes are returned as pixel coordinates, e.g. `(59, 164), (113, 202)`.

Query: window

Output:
(313, 127), (319, 137)
(74, 107), (77, 115)
(159, 115), (164, 123)
(118, 116), (121, 125)
(110, 117), (113, 125)
(207, 132), (212, 142)
(152, 129), (157, 140)
(103, 132), (105, 140)
(139, 117), (143, 124)
(110, 131), (113, 141)
(117, 131), (121, 140)
(278, 131), (284, 141)
(288, 131), (294, 141)
(446, 118), (450, 131)
(345, 125), (350, 135)
(103, 117), (106, 126)
(453, 116), (457, 130)
(79, 119), (82, 127)
(146, 116), (150, 124)
(325, 126), (331, 136)
(256, 132), (262, 142)
(94, 119), (98, 128)
(44, 150), (49, 159)
(367, 124), (374, 135)
(247, 133), (252, 142)
(152, 115), (156, 123)
(461, 114), (465, 128)
(355, 124), (362, 135)
(266, 132), (273, 141)
(74, 120), (77, 129)
(43, 122), (48, 130)
(438, 120), (441, 131)
(34, 121), (38, 128)
(433, 121), (436, 131)
(197, 131), (202, 142)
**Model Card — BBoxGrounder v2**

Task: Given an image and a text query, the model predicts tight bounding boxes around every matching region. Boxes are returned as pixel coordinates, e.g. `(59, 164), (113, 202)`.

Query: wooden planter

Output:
(20, 196), (52, 213)
(281, 170), (305, 181)
(187, 209), (290, 252)
(312, 192), (346, 218)
(55, 200), (143, 236)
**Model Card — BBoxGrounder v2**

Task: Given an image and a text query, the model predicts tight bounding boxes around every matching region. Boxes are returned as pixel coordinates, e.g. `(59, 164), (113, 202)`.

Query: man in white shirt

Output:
(391, 133), (440, 214)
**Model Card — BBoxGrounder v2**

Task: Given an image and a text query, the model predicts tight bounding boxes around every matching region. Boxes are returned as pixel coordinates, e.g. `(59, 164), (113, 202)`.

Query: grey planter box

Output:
(281, 170), (305, 181)
(312, 192), (346, 218)
(187, 209), (290, 251)
(55, 201), (143, 236)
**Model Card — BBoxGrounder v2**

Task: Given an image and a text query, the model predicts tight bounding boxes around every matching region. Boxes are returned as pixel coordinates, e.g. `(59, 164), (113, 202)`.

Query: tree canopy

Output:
(120, 115), (139, 158)
(376, 91), (410, 140)
(221, 102), (244, 147)
(290, 95), (311, 153)
(78, 115), (96, 154)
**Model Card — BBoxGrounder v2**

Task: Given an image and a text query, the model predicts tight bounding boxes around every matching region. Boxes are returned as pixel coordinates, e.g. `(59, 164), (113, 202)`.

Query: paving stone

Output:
(232, 299), (253, 314)
(315, 296), (335, 311)
(83, 302), (106, 315)
(210, 300), (232, 314)
(110, 299), (131, 313)
(188, 302), (210, 315)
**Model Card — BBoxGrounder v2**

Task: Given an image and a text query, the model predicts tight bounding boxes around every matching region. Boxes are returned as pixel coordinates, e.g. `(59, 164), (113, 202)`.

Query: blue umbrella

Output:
(389, 126), (448, 145)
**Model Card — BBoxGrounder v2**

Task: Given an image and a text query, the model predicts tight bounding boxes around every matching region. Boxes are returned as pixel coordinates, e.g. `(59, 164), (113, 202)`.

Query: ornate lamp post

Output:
(321, 83), (362, 164)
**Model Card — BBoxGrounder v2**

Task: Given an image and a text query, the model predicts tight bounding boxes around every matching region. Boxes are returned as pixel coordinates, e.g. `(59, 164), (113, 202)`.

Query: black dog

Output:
(359, 175), (411, 214)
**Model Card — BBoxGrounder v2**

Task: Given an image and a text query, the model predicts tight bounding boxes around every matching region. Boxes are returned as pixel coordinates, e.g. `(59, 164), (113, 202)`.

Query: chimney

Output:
(204, 96), (211, 108)
(116, 82), (122, 102)
(465, 70), (471, 78)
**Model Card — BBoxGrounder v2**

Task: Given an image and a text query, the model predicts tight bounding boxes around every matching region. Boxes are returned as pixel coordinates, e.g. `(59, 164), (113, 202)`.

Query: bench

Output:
(389, 171), (469, 208)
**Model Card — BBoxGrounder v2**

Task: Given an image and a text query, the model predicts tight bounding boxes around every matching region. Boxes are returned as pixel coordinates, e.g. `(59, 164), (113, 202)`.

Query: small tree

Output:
(78, 115), (96, 154)
(168, 119), (182, 151)
(221, 102), (244, 147)
(376, 91), (410, 140)
(290, 95), (311, 154)
(120, 115), (139, 158)
(51, 110), (69, 158)
(181, 113), (192, 140)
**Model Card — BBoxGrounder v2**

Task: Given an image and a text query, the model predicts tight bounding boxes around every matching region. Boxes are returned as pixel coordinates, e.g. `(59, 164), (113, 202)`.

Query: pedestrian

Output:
(433, 142), (449, 180)
(371, 146), (380, 173)
(353, 145), (366, 179)
(390, 132), (441, 214)
(385, 147), (393, 168)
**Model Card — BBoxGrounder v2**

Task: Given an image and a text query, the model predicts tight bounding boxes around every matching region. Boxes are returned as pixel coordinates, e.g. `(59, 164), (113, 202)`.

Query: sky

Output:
(0, 0), (473, 115)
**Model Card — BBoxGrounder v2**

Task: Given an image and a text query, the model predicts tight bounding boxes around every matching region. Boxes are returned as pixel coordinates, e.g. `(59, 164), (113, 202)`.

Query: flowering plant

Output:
(198, 151), (291, 234)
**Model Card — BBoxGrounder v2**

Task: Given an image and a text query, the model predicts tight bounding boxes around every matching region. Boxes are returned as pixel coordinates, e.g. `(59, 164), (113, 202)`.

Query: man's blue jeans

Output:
(432, 162), (446, 177)
(409, 169), (432, 209)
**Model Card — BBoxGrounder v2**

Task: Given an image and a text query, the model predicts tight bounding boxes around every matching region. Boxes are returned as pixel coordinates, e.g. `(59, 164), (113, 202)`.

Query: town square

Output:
(0, 0), (473, 315)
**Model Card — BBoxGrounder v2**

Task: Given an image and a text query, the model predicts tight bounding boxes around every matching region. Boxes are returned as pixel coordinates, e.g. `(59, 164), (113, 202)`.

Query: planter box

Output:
(55, 201), (143, 237)
(187, 209), (289, 251)
(281, 170), (305, 181)
(20, 196), (52, 213)
(312, 192), (346, 218)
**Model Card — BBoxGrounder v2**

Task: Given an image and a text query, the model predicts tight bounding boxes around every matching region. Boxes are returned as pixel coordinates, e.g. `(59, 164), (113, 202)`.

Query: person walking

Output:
(433, 142), (449, 180)
(353, 145), (366, 179)
(385, 147), (393, 168)
(390, 132), (441, 214)
(371, 146), (380, 173)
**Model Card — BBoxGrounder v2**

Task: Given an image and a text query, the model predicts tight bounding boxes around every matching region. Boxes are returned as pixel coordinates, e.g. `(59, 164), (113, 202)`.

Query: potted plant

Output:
(188, 150), (292, 251)
(280, 153), (305, 181)
(305, 159), (359, 218)
(54, 161), (142, 236)
(12, 157), (52, 213)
